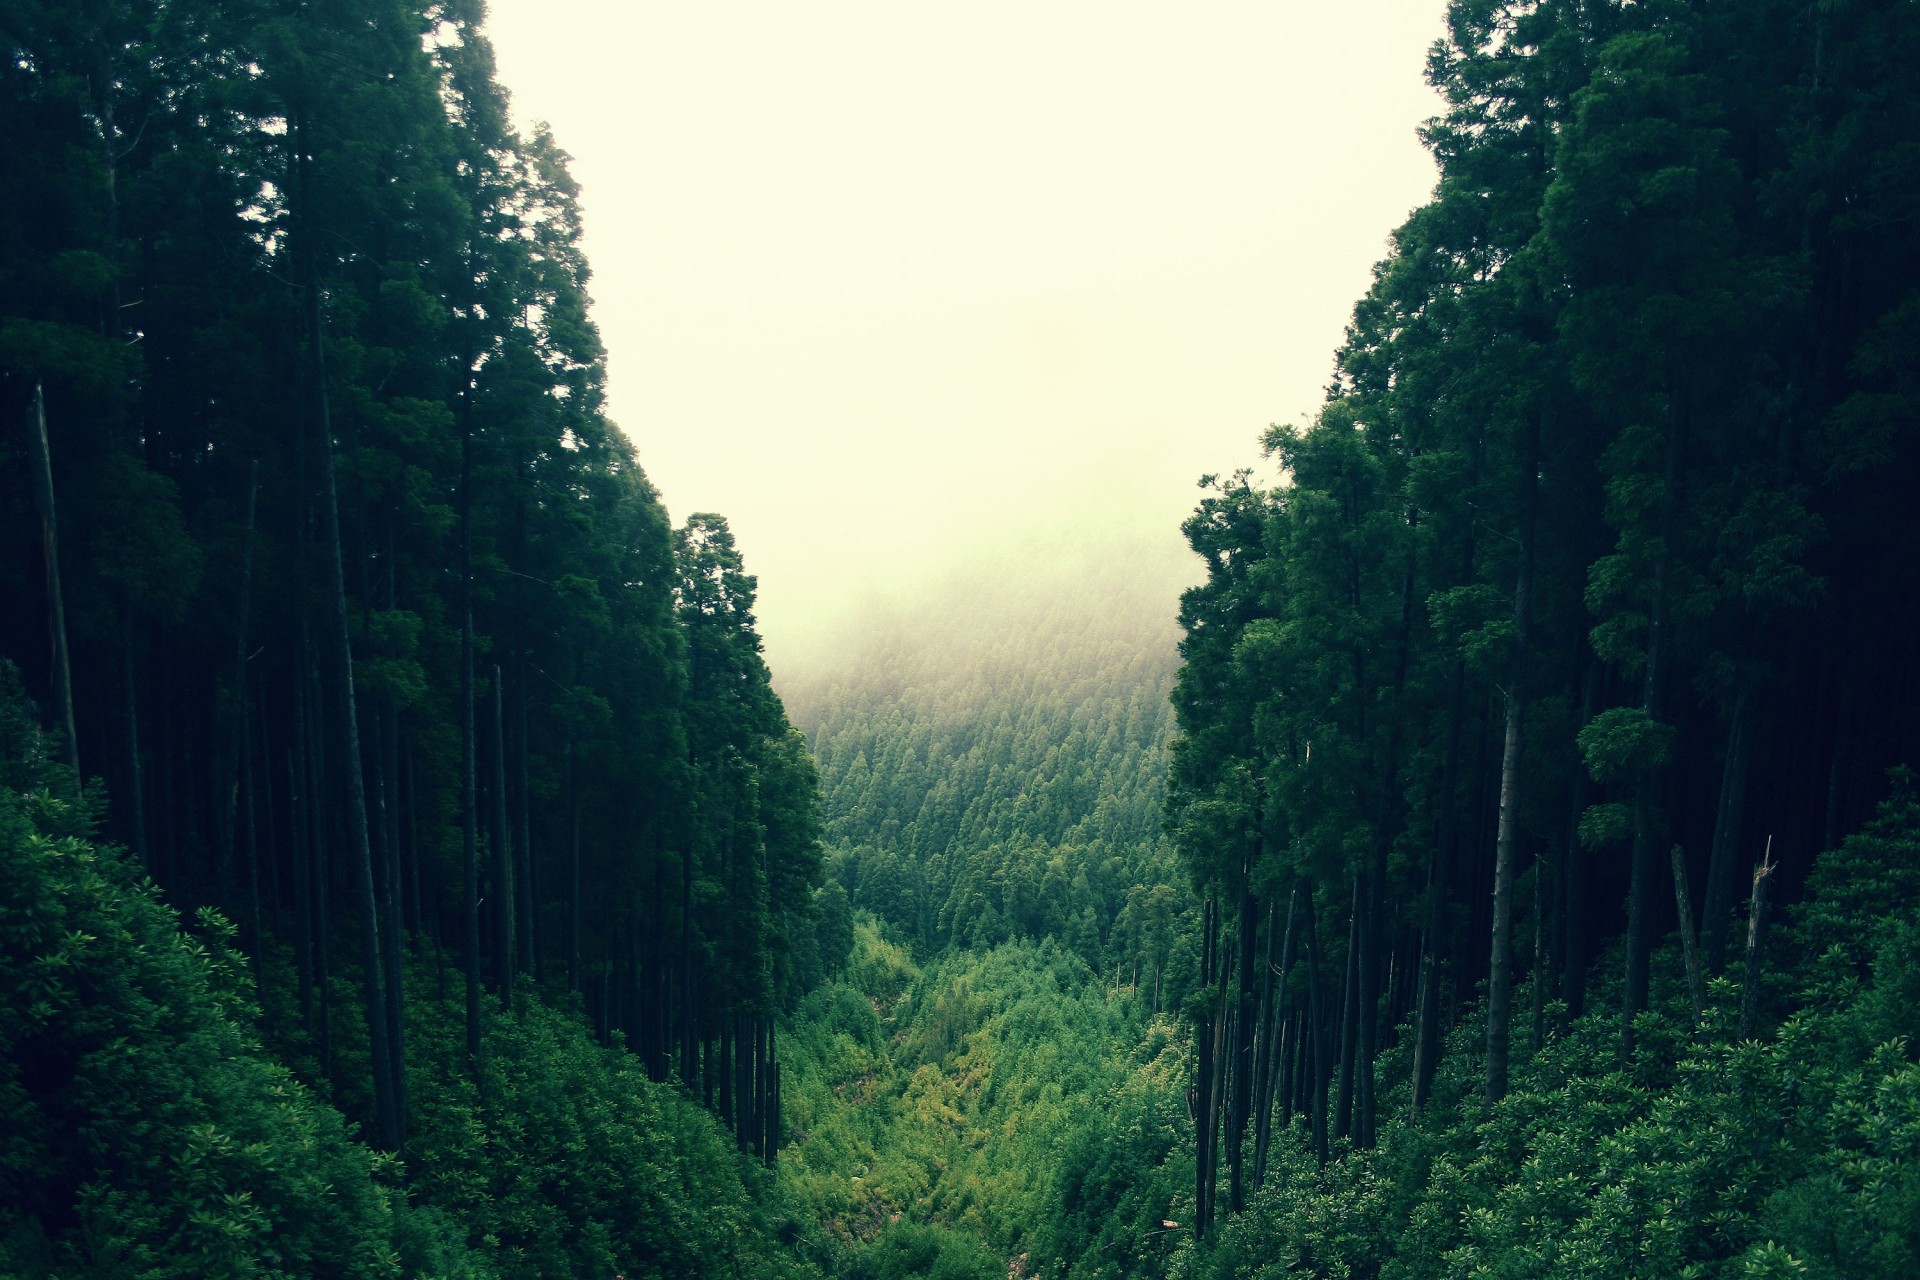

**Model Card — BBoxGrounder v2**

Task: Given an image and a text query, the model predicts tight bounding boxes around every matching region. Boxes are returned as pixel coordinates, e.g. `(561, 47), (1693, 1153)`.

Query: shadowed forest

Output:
(4, 1), (1920, 1278)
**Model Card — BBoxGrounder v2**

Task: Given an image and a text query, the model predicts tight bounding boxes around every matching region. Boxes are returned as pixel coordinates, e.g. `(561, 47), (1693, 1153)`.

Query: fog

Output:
(480, 0), (1445, 678)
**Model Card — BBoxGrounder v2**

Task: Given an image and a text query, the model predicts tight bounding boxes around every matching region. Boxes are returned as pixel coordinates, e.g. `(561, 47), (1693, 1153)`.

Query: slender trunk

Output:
(1302, 885), (1329, 1166)
(24, 383), (80, 782)
(460, 368), (483, 1081)
(260, 699), (282, 936)
(1530, 838), (1547, 1055)
(221, 463), (261, 883)
(1226, 836), (1260, 1215)
(568, 740), (581, 994)
(1702, 685), (1756, 972)
(1486, 415), (1538, 1106)
(122, 616), (148, 866)
(1253, 890), (1296, 1188)
(516, 670), (535, 980)
(1207, 947), (1231, 1229)
(491, 666), (515, 1006)
(1738, 840), (1776, 1042)
(1562, 660), (1601, 1021)
(1623, 419), (1683, 1059)
(1333, 874), (1360, 1142)
(756, 1028), (771, 1166)
(1413, 660), (1469, 1116)
(291, 730), (313, 1027)
(1193, 895), (1217, 1236)
(681, 844), (697, 1085)
(309, 266), (399, 1152)
(1671, 844), (1706, 1028)
(242, 679), (262, 992)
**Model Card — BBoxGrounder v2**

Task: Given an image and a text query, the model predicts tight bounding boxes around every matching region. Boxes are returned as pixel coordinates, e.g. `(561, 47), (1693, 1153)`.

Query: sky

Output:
(479, 0), (1446, 677)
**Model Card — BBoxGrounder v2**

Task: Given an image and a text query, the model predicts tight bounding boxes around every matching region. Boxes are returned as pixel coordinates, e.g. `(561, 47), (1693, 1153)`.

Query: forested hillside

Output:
(787, 532), (1198, 997)
(2, 2), (828, 1273)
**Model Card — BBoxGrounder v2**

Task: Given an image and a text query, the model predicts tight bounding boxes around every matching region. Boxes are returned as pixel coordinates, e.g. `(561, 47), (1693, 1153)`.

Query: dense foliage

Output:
(790, 537), (1199, 1002)
(1, 0), (823, 1157)
(0, 664), (814, 1277)
(2, 0), (834, 1270)
(1185, 787), (1920, 1280)
(1163, 0), (1920, 1270)
(776, 919), (1190, 1280)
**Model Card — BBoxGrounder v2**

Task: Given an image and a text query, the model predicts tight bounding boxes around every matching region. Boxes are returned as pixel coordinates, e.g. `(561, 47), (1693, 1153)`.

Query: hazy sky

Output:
(480, 0), (1445, 674)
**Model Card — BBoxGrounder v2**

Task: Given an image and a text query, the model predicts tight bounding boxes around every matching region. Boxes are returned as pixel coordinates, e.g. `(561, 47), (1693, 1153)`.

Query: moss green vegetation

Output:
(0, 666), (814, 1279)
(776, 920), (1190, 1280)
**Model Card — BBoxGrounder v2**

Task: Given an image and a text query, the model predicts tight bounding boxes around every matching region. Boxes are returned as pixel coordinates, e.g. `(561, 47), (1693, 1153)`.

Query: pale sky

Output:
(480, 0), (1445, 676)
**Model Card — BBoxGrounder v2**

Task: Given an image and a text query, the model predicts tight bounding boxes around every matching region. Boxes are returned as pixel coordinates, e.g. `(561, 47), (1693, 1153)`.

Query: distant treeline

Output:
(789, 542), (1202, 1004)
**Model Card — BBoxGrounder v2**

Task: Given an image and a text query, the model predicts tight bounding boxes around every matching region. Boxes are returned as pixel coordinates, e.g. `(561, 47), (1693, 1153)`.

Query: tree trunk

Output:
(1302, 885), (1329, 1166)
(1486, 412), (1538, 1107)
(1226, 834), (1260, 1215)
(1623, 419), (1683, 1060)
(1193, 895), (1217, 1236)
(1670, 844), (1706, 1028)
(568, 739), (581, 995)
(1253, 889), (1296, 1188)
(460, 367), (483, 1082)
(1738, 841), (1776, 1042)
(1702, 684), (1756, 973)
(24, 383), (80, 782)
(309, 266), (401, 1152)
(1333, 874), (1360, 1142)
(491, 666), (515, 1007)
(515, 668), (535, 980)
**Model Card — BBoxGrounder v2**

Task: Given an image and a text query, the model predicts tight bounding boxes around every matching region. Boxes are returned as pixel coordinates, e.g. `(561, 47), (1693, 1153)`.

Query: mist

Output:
(480, 0), (1446, 679)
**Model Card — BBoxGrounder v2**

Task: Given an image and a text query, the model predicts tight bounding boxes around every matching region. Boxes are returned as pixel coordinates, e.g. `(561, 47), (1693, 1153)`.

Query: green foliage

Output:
(777, 926), (1189, 1279)
(1190, 790), (1920, 1280)
(0, 730), (479, 1277)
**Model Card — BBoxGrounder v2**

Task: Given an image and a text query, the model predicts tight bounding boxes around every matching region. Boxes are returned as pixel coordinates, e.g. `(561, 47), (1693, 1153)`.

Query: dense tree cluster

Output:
(0, 664), (818, 1278)
(1, 0), (821, 1199)
(1168, 0), (1920, 1256)
(792, 542), (1199, 1003)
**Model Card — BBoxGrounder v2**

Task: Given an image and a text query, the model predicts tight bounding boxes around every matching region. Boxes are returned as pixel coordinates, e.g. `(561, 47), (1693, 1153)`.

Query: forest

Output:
(4, 0), (1920, 1278)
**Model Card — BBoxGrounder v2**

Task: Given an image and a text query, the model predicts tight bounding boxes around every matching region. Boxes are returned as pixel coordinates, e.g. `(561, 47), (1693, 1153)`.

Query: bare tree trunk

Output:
(122, 616), (148, 866)
(1253, 890), (1296, 1188)
(568, 739), (581, 995)
(490, 667), (515, 1006)
(1226, 832), (1260, 1214)
(1623, 421), (1683, 1060)
(1671, 844), (1706, 1028)
(515, 668), (535, 980)
(1738, 840), (1776, 1042)
(1487, 411), (1538, 1107)
(1193, 895), (1217, 1236)
(309, 270), (400, 1152)
(1333, 874), (1360, 1142)
(459, 369), (482, 1082)
(220, 463), (261, 885)
(1702, 685), (1756, 973)
(24, 383), (80, 782)
(1302, 886), (1329, 1166)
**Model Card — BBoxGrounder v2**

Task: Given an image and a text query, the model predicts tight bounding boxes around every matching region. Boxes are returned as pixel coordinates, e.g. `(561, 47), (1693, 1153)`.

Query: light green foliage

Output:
(788, 537), (1198, 994)
(778, 922), (1190, 1279)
